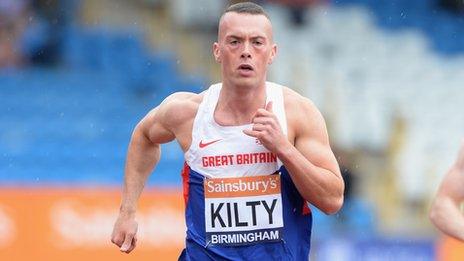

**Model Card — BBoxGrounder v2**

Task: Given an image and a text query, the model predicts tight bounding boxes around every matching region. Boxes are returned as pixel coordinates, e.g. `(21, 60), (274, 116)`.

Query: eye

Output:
(230, 40), (239, 45)
(253, 40), (263, 46)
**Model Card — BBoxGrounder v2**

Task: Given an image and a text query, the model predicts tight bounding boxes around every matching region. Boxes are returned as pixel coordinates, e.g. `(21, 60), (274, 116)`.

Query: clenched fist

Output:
(111, 213), (138, 254)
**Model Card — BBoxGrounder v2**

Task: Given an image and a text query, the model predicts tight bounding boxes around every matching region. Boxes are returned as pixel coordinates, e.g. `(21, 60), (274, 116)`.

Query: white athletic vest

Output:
(185, 82), (287, 178)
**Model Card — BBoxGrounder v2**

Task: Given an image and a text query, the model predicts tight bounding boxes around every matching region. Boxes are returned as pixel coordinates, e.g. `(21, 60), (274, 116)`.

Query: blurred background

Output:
(1, 0), (464, 260)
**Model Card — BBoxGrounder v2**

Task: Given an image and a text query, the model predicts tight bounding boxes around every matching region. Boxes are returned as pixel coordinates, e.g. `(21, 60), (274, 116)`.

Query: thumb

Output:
(120, 234), (134, 252)
(265, 101), (273, 112)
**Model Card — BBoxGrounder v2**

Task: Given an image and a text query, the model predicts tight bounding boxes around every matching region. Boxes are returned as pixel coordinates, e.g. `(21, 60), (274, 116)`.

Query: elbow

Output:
(320, 195), (344, 215)
(321, 180), (345, 215)
(429, 201), (441, 227)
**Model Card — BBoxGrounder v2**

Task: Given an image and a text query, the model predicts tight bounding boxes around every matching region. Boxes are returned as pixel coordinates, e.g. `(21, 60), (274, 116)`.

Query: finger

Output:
(126, 237), (137, 253)
(255, 108), (273, 117)
(252, 117), (274, 125)
(111, 235), (123, 247)
(265, 101), (273, 112)
(120, 233), (134, 253)
(243, 129), (260, 138)
(252, 123), (267, 132)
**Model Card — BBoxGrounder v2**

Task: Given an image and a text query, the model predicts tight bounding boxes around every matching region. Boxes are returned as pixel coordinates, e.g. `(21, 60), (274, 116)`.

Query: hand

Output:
(111, 212), (138, 254)
(243, 101), (289, 153)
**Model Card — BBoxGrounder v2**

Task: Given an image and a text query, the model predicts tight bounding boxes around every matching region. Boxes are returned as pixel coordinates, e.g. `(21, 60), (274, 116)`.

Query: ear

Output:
(268, 44), (277, 65)
(213, 42), (221, 63)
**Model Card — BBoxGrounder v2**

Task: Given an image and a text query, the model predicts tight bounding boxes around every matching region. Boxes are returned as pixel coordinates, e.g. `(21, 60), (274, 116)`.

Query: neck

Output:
(215, 81), (267, 125)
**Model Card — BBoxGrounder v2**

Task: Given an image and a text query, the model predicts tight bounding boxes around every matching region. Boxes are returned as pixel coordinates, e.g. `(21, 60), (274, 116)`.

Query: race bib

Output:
(204, 174), (284, 246)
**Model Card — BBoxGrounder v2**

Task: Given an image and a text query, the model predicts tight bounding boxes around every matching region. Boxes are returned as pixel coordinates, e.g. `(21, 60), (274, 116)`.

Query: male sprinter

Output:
(111, 2), (344, 260)
(430, 141), (464, 241)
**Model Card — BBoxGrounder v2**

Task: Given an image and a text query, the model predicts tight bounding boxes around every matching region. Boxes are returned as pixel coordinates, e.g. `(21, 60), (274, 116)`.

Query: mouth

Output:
(238, 64), (254, 72)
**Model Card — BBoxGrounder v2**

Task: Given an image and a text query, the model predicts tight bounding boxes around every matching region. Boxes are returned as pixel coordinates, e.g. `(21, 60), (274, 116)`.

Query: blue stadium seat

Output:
(1, 27), (203, 186)
(342, 0), (464, 55)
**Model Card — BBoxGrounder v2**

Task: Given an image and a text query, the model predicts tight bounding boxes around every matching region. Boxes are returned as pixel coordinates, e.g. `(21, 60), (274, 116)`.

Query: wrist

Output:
(119, 205), (137, 217)
(275, 140), (294, 160)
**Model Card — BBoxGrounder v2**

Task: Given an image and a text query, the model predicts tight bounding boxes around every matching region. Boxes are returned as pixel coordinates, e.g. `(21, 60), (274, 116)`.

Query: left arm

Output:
(244, 98), (344, 214)
(429, 142), (464, 241)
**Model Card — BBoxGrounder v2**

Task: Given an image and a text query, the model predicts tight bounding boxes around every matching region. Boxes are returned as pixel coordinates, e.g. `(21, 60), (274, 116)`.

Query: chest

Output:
(175, 113), (295, 154)
(185, 118), (283, 178)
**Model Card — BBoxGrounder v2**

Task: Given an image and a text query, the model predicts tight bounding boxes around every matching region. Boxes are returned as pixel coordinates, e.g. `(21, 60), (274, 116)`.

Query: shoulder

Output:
(281, 86), (328, 139)
(154, 91), (204, 128)
(267, 82), (315, 114)
(161, 91), (203, 116)
(139, 91), (204, 131)
(282, 86), (323, 120)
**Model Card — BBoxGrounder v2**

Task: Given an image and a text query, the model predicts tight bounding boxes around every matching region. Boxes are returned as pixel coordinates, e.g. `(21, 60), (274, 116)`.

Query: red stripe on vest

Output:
(181, 162), (190, 206)
(302, 202), (311, 215)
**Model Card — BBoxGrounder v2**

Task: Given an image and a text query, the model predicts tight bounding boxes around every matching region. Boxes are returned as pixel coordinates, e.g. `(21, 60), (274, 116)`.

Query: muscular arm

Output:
(112, 92), (196, 253)
(278, 98), (343, 214)
(244, 95), (344, 214)
(120, 105), (175, 216)
(430, 142), (464, 241)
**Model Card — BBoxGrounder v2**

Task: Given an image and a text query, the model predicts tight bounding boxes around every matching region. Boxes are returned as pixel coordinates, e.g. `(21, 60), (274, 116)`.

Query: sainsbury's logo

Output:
(204, 175), (280, 198)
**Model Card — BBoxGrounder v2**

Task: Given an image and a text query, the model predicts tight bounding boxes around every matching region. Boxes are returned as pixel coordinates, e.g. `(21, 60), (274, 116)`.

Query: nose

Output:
(240, 42), (252, 59)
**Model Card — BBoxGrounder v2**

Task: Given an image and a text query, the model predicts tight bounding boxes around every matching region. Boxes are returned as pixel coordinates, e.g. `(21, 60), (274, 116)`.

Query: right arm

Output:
(430, 142), (464, 241)
(111, 95), (182, 253)
(121, 105), (176, 218)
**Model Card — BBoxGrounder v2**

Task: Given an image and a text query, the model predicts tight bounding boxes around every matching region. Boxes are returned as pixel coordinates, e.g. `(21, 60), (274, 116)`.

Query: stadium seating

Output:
(0, 29), (205, 186)
(266, 0), (464, 241)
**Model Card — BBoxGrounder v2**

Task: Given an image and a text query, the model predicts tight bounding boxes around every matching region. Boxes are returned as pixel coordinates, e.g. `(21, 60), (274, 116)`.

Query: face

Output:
(213, 12), (277, 89)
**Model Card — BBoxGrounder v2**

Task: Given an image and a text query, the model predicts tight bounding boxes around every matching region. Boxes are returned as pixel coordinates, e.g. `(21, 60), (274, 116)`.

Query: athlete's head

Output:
(213, 2), (277, 89)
